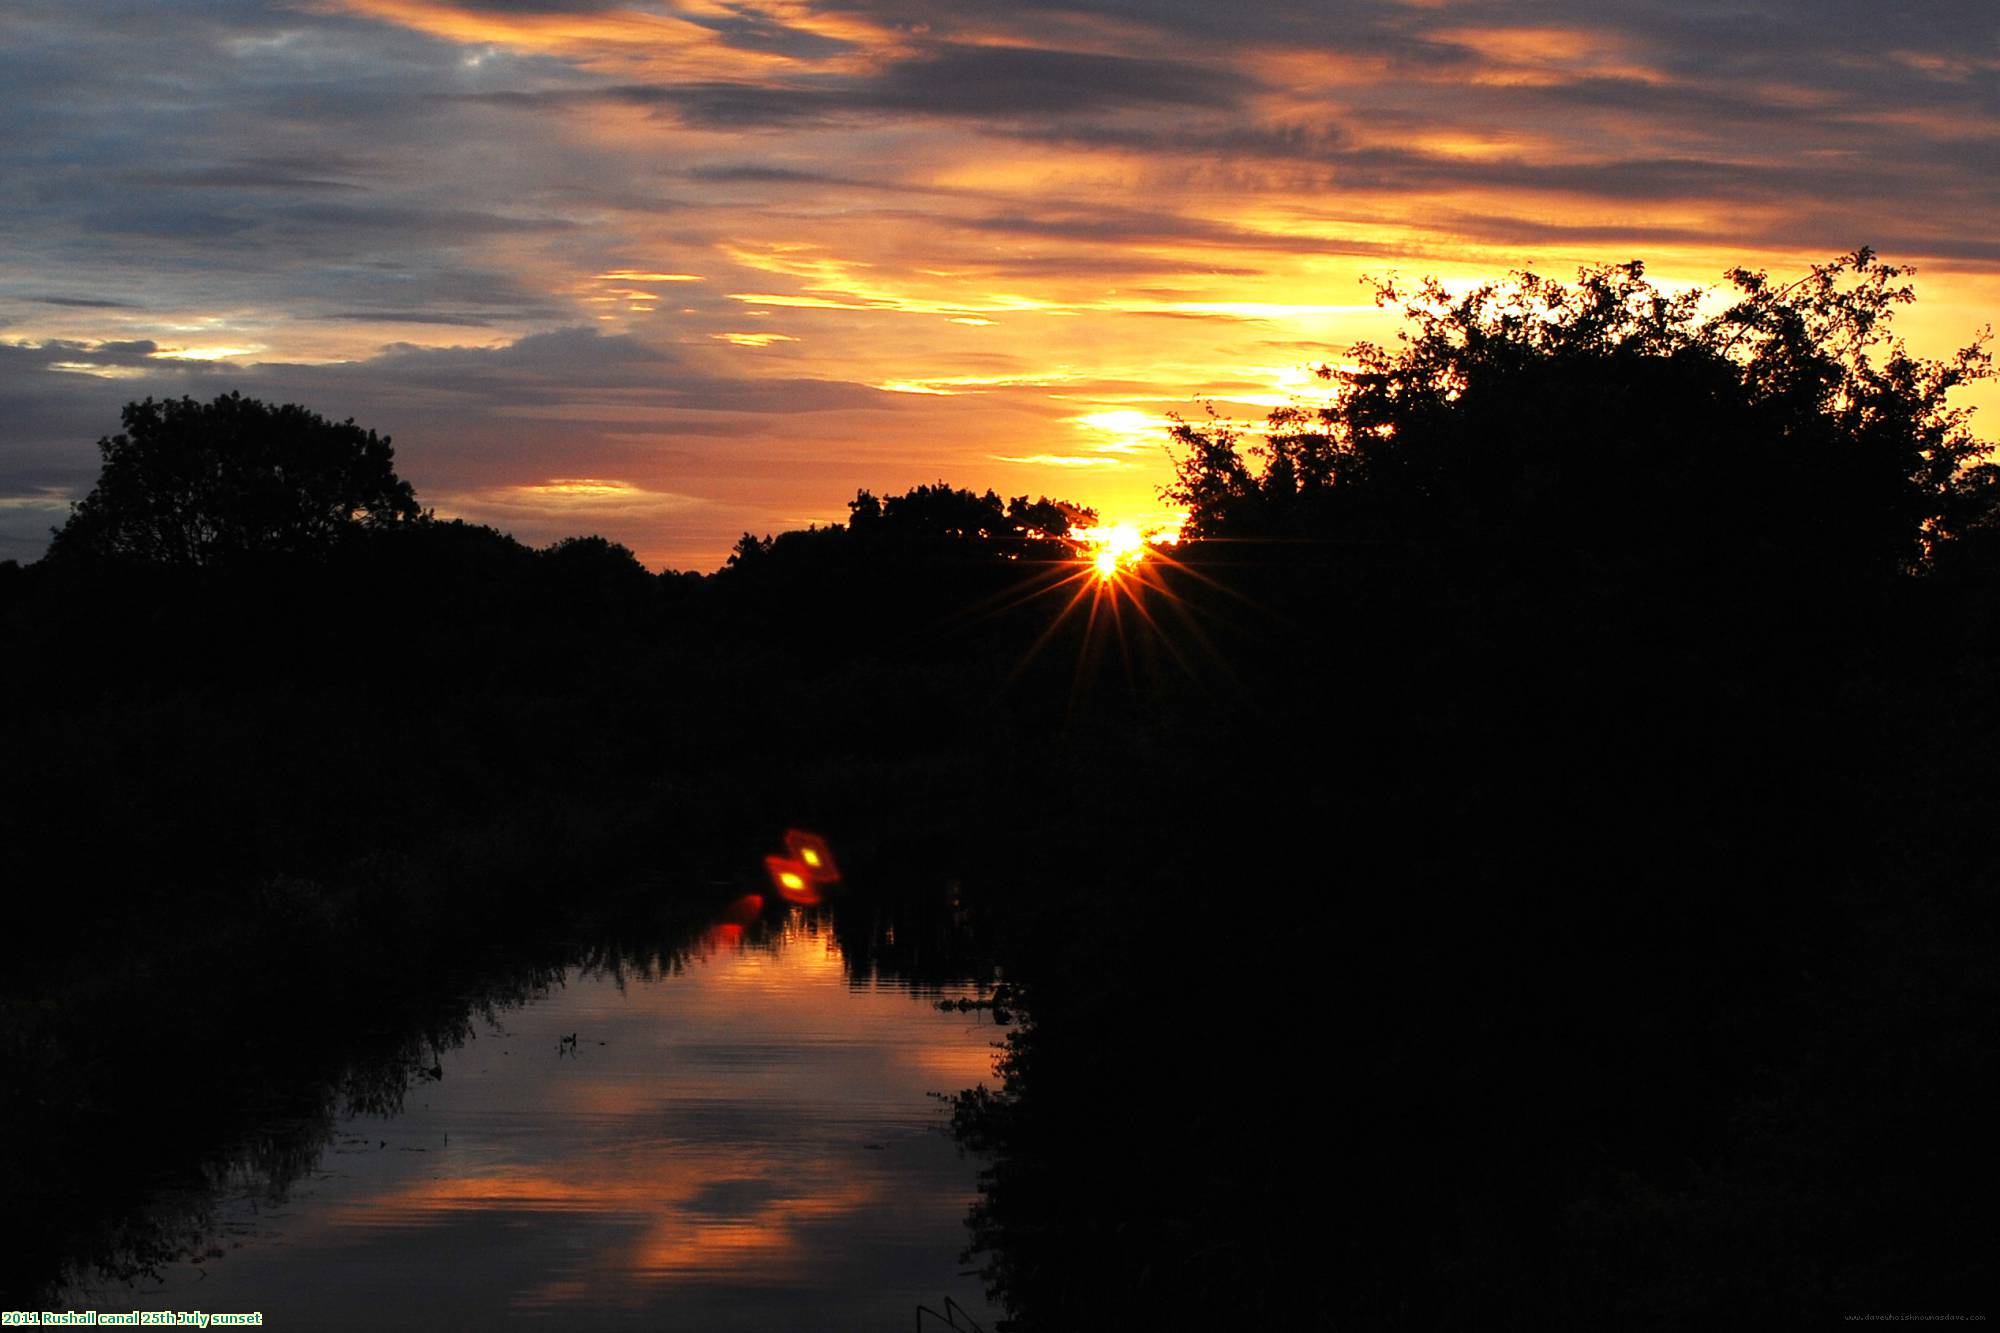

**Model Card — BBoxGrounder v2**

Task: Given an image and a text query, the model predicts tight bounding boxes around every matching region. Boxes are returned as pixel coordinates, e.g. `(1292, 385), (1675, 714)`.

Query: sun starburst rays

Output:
(948, 521), (1230, 705)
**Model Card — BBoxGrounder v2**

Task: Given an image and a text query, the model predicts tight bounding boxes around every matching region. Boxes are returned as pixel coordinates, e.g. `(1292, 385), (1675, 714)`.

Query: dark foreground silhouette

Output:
(3, 253), (1995, 1327)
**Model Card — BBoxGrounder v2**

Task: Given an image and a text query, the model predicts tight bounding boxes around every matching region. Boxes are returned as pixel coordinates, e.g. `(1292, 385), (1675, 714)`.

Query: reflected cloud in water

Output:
(67, 904), (1002, 1330)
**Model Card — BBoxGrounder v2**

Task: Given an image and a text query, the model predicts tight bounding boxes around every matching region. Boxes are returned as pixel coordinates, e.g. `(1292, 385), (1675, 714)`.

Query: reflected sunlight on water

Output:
(68, 909), (1003, 1331)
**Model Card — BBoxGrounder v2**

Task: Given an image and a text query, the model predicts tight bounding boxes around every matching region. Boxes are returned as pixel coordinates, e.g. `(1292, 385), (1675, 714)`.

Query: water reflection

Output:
(64, 903), (1003, 1330)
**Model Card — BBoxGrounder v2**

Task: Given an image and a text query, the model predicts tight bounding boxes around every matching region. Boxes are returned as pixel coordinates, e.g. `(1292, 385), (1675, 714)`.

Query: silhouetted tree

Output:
(725, 532), (774, 569)
(47, 392), (420, 567)
(1166, 251), (1995, 583)
(541, 534), (649, 584)
(864, 482), (1011, 539)
(1005, 493), (1090, 543)
(846, 483), (1092, 556)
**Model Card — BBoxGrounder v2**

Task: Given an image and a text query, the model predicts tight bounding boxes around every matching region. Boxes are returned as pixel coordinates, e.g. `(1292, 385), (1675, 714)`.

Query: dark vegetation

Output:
(4, 251), (1996, 1326)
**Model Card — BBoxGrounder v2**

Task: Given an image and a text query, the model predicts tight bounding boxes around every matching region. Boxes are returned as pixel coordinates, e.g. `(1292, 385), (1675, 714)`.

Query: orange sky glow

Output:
(3, 1), (1995, 568)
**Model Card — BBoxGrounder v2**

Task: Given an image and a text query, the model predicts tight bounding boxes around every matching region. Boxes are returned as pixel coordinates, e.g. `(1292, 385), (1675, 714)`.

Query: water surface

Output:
(68, 906), (1003, 1330)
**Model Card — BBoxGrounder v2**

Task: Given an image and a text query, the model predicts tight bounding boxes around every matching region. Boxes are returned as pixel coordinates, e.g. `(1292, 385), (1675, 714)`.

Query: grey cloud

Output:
(1006, 120), (1997, 251)
(351, 267), (558, 313)
(10, 337), (169, 367)
(678, 8), (858, 59)
(135, 167), (367, 193)
(264, 201), (580, 238)
(827, 0), (1994, 66)
(294, 327), (886, 414)
(77, 204), (261, 241)
(813, 0), (1995, 158)
(30, 296), (137, 308)
(681, 163), (901, 190)
(474, 41), (1249, 126)
(439, 0), (628, 10)
(1023, 119), (1351, 161)
(92, 339), (161, 358)
(810, 0), (1471, 67)
(862, 42), (1248, 115)
(960, 206), (1336, 253)
(304, 326), (686, 403)
(0, 341), (196, 501)
(314, 311), (502, 326)
(1, 0), (587, 324)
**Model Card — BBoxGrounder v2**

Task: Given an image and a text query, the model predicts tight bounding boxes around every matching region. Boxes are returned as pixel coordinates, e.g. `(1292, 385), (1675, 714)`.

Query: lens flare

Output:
(765, 855), (822, 904)
(783, 830), (840, 882)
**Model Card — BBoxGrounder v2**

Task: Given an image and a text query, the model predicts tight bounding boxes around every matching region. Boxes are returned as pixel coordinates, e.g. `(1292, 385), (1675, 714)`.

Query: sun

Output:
(1076, 522), (1149, 579)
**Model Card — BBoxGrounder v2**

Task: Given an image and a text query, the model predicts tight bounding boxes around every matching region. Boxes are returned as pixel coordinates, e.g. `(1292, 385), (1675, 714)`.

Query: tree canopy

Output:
(723, 483), (1092, 574)
(847, 483), (1088, 549)
(1164, 251), (1997, 584)
(48, 392), (421, 567)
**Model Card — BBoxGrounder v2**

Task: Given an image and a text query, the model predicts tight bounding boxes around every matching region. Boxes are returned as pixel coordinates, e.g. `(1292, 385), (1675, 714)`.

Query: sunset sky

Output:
(4, 0), (1996, 570)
